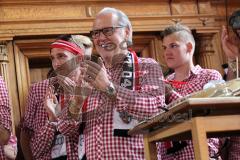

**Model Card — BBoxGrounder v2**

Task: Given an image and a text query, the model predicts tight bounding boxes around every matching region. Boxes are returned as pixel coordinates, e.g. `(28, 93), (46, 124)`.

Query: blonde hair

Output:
(71, 35), (93, 50)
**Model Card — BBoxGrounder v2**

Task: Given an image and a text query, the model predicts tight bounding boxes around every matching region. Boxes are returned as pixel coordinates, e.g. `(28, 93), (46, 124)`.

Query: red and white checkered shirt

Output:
(0, 76), (12, 160)
(22, 79), (82, 160)
(157, 65), (222, 160)
(228, 137), (240, 160)
(57, 57), (164, 160)
(84, 57), (164, 159)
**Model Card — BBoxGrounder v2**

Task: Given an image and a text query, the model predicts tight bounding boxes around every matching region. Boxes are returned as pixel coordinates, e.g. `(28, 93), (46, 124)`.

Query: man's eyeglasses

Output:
(90, 26), (125, 39)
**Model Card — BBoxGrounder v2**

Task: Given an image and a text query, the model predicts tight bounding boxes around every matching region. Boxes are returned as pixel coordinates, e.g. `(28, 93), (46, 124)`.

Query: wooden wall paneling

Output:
(0, 0), (221, 37)
(29, 69), (42, 84)
(6, 41), (20, 134)
(141, 45), (151, 58)
(13, 42), (30, 118)
(171, 0), (198, 15)
(16, 39), (52, 84)
(195, 32), (224, 74)
(153, 37), (161, 63)
(149, 39), (156, 59)
(212, 31), (225, 73)
(210, 32), (223, 74)
(30, 68), (50, 84)
(198, 0), (213, 14)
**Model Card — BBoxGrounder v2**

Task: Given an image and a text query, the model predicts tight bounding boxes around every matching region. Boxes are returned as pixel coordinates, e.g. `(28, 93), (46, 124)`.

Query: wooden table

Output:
(129, 97), (240, 160)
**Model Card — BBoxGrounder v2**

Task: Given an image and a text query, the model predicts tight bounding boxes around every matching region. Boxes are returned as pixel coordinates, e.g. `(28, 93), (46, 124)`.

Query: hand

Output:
(57, 74), (92, 98)
(84, 58), (111, 92)
(57, 75), (77, 94)
(44, 87), (59, 121)
(221, 26), (240, 61)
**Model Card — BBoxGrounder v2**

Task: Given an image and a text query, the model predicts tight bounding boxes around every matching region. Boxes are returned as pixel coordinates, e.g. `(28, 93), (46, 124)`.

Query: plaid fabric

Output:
(157, 65), (222, 160)
(82, 57), (165, 159)
(0, 76), (12, 160)
(22, 79), (81, 160)
(228, 137), (240, 160)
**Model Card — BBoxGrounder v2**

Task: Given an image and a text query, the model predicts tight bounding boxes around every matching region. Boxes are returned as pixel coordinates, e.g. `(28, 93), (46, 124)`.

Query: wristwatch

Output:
(105, 82), (117, 97)
(48, 121), (58, 131)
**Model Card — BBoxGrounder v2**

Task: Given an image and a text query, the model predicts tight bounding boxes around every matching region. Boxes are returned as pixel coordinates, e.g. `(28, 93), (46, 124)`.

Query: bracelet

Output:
(47, 121), (58, 131)
(68, 109), (81, 120)
(69, 104), (81, 114)
(68, 107), (80, 115)
(228, 60), (238, 73)
(68, 100), (82, 120)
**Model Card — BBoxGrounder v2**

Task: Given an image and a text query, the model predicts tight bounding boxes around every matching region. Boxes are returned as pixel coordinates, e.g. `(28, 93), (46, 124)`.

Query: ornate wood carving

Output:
(0, 43), (8, 60)
(195, 33), (222, 72)
(0, 42), (9, 85)
(196, 33), (215, 70)
(0, 0), (223, 37)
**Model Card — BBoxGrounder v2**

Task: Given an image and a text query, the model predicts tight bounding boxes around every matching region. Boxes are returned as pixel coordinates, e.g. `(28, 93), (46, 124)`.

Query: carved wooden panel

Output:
(0, 0), (231, 37)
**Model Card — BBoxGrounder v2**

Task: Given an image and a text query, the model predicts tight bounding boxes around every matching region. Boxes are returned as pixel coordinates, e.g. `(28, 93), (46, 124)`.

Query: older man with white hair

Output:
(80, 7), (165, 159)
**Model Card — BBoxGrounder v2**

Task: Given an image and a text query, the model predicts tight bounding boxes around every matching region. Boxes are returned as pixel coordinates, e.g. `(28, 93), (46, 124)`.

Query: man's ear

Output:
(124, 27), (131, 39)
(186, 42), (193, 54)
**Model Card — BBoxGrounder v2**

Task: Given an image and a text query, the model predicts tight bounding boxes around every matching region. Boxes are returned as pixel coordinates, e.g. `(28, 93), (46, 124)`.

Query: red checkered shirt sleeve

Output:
(0, 76), (12, 160)
(23, 81), (83, 159)
(228, 137), (240, 160)
(205, 69), (223, 82)
(0, 76), (11, 132)
(57, 109), (82, 159)
(57, 108), (80, 136)
(22, 85), (37, 136)
(115, 58), (165, 119)
(31, 122), (56, 159)
(23, 81), (56, 159)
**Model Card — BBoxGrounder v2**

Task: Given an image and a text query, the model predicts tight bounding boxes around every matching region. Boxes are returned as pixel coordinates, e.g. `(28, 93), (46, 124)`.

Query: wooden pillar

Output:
(197, 33), (215, 69)
(196, 33), (222, 72)
(0, 42), (9, 85)
(0, 41), (15, 134)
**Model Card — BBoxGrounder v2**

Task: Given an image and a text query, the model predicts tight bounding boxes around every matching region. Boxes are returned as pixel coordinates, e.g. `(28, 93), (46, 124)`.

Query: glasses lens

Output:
(91, 26), (123, 38)
(102, 27), (114, 36)
(90, 30), (99, 38)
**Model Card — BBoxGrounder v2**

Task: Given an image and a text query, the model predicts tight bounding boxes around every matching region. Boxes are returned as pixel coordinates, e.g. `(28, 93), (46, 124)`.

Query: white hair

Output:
(97, 7), (133, 44)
